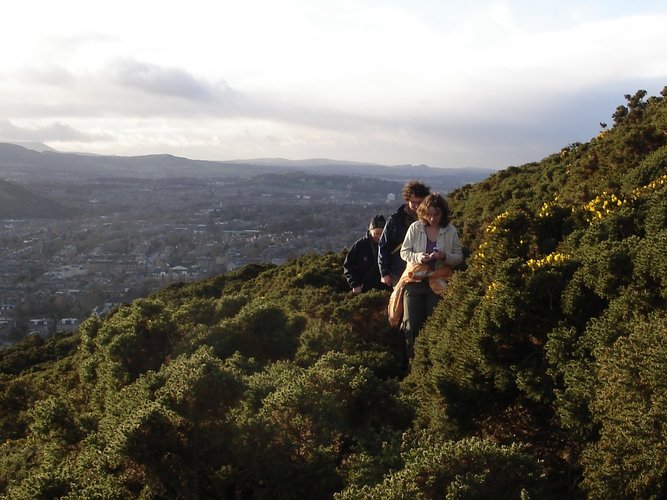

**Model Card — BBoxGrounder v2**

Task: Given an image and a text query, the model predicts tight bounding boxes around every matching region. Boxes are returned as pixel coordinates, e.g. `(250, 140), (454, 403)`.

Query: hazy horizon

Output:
(2, 141), (503, 173)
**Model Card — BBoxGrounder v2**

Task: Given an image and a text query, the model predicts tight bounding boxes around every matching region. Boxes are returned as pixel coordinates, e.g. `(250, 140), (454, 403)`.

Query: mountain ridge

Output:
(0, 142), (495, 182)
(0, 142), (494, 218)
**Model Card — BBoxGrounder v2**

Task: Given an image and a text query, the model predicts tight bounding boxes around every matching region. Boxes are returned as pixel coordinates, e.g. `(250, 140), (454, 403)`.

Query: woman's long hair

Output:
(417, 192), (450, 227)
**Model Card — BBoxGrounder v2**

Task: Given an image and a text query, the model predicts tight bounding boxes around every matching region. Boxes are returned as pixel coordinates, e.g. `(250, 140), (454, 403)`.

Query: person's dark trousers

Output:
(402, 280), (439, 360)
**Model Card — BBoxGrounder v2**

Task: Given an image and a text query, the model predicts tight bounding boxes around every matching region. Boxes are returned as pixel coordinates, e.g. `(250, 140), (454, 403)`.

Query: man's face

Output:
(406, 195), (424, 215)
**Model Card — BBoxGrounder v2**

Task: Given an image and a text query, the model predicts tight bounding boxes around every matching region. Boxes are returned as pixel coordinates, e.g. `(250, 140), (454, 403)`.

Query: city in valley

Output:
(0, 143), (492, 344)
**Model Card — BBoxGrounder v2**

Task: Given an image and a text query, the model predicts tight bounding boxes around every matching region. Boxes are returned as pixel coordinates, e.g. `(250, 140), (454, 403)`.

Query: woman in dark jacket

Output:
(344, 215), (389, 293)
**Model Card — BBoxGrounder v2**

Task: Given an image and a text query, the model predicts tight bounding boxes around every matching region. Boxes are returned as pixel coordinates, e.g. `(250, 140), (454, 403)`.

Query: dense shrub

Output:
(338, 434), (544, 499)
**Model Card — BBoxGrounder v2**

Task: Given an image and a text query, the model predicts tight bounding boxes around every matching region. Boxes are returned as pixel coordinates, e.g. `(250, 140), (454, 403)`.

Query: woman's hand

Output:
(430, 250), (445, 261)
(419, 252), (431, 264)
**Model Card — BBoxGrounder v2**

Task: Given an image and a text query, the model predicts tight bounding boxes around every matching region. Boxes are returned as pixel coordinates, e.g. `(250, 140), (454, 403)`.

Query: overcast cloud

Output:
(1, 0), (666, 168)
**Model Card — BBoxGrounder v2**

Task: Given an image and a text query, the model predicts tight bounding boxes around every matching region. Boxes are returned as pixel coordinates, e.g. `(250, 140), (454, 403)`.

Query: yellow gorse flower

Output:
(471, 241), (489, 269)
(484, 281), (500, 300)
(582, 191), (627, 223)
(485, 211), (511, 234)
(579, 174), (667, 224)
(538, 197), (561, 218)
(473, 241), (489, 260)
(526, 252), (569, 272)
(538, 202), (553, 218)
(630, 174), (667, 199)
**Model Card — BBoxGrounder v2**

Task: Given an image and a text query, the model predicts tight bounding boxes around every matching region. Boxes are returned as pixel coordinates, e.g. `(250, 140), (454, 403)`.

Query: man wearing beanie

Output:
(343, 215), (390, 293)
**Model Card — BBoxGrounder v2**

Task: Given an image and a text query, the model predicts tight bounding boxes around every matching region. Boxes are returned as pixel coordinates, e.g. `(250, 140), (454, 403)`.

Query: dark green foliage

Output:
(78, 298), (183, 397)
(2, 248), (417, 497)
(42, 348), (249, 498)
(228, 352), (412, 498)
(0, 333), (78, 376)
(338, 433), (544, 499)
(201, 301), (305, 363)
(581, 314), (667, 499)
(29, 395), (82, 444)
(622, 144), (667, 190)
(240, 251), (350, 297)
(0, 377), (33, 440)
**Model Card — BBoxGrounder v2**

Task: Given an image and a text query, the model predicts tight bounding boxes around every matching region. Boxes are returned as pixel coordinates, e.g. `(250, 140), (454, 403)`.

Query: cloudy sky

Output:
(1, 0), (667, 169)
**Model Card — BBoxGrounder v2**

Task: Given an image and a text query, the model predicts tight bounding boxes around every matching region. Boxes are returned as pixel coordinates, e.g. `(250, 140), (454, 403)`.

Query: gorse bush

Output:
(1, 86), (667, 498)
(581, 314), (667, 499)
(337, 434), (543, 499)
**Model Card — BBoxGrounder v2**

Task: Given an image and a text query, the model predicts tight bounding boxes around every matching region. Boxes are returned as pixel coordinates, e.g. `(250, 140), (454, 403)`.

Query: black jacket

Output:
(343, 234), (388, 292)
(378, 204), (416, 280)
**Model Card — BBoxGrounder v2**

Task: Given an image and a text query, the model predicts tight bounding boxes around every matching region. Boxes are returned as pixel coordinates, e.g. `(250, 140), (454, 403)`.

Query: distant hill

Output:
(6, 141), (57, 153)
(0, 177), (78, 218)
(0, 143), (494, 190)
(223, 157), (495, 191)
(0, 143), (272, 181)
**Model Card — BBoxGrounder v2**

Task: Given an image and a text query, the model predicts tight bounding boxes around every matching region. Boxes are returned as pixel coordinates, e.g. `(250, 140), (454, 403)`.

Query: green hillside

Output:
(1, 87), (667, 499)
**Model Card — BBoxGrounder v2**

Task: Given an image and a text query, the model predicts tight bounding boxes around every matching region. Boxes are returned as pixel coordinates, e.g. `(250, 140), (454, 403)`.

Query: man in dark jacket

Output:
(344, 215), (389, 293)
(378, 180), (430, 288)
